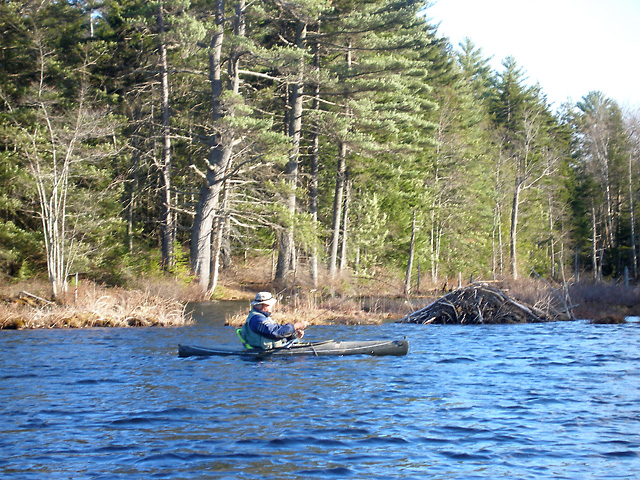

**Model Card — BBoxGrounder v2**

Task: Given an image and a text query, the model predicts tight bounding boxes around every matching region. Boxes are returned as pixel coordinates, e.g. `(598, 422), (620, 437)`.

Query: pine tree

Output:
(272, 0), (330, 284)
(489, 57), (558, 279)
(317, 0), (437, 279)
(570, 92), (631, 278)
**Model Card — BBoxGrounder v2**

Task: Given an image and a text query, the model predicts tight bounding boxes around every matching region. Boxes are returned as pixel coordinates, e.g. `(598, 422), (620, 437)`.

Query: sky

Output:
(425, 0), (640, 109)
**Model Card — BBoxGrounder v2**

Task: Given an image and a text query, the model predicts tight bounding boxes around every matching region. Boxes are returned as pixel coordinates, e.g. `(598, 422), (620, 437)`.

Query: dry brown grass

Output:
(568, 282), (640, 322)
(128, 276), (209, 302)
(224, 303), (393, 328)
(0, 280), (192, 329)
(496, 278), (640, 322)
(5, 252), (638, 329)
(224, 292), (417, 327)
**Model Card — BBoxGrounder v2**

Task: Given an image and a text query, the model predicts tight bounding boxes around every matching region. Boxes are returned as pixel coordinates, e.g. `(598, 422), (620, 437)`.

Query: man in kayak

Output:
(240, 292), (307, 350)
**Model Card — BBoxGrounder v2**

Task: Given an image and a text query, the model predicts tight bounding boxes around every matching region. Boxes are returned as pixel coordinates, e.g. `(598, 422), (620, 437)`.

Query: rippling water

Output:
(2, 301), (640, 479)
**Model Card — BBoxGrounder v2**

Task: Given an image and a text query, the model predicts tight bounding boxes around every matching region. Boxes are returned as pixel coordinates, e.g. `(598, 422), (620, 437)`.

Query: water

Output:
(2, 301), (640, 479)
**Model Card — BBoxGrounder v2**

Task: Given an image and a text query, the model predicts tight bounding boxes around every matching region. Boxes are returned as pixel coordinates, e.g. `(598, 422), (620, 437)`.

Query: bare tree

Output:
(328, 140), (347, 278)
(576, 93), (622, 251)
(625, 107), (640, 278)
(507, 105), (555, 279)
(1, 41), (112, 299)
(157, 0), (175, 270)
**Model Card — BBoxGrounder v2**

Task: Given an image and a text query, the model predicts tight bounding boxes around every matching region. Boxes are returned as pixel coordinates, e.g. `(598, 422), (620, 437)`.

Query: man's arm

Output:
(250, 315), (295, 339)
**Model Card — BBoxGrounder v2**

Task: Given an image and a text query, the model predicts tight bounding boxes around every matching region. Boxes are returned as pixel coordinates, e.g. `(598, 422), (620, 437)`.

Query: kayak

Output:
(178, 339), (409, 358)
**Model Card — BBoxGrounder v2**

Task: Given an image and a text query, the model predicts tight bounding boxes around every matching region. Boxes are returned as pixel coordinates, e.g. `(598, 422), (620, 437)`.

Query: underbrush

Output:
(568, 282), (640, 323)
(224, 272), (640, 326)
(494, 278), (640, 323)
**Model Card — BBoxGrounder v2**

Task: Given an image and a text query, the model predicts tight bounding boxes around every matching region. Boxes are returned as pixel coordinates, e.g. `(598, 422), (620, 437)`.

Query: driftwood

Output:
(18, 291), (55, 307)
(398, 283), (571, 325)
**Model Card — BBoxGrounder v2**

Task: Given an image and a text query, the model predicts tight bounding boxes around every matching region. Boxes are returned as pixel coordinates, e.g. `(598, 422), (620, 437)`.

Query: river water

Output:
(1, 300), (640, 479)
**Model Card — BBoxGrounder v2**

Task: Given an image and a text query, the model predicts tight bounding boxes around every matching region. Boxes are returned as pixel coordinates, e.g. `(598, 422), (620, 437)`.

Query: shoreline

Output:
(1, 284), (193, 329)
(2, 277), (639, 329)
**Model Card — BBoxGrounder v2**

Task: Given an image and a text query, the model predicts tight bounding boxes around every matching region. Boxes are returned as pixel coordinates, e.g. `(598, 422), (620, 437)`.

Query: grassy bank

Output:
(225, 295), (407, 327)
(0, 280), (193, 329)
(2, 254), (640, 328)
(224, 271), (640, 326)
(568, 282), (640, 323)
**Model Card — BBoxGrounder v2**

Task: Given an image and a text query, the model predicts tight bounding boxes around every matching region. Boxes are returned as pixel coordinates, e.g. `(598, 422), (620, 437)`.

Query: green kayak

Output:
(178, 339), (409, 358)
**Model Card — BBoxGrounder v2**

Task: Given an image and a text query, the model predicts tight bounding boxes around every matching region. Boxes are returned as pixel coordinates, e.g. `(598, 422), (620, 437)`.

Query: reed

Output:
(224, 293), (408, 327)
(497, 278), (640, 322)
(0, 281), (192, 329)
(5, 254), (639, 329)
(568, 282), (640, 322)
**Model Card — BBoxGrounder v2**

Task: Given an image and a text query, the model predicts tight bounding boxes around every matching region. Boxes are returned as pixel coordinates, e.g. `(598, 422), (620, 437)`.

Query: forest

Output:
(1, 0), (639, 301)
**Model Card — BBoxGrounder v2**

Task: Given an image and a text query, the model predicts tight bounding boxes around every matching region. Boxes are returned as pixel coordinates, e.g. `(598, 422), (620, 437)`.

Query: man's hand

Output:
(293, 320), (307, 338)
(293, 320), (308, 330)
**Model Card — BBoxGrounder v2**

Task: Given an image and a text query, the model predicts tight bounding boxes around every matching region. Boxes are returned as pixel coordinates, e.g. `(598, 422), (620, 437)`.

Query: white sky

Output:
(425, 0), (640, 109)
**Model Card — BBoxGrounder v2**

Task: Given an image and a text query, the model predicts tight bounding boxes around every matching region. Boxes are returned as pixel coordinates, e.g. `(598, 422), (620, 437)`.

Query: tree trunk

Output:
(510, 181), (522, 279)
(190, 0), (230, 293)
(430, 217), (436, 283)
(309, 121), (320, 287)
(339, 177), (351, 271)
(275, 20), (306, 283)
(208, 177), (229, 296)
(593, 131), (615, 249)
(158, 1), (174, 270)
(404, 210), (417, 296)
(492, 154), (505, 279)
(208, 0), (245, 295)
(125, 130), (140, 253)
(329, 39), (352, 279)
(191, 158), (225, 292)
(329, 141), (347, 278)
(430, 208), (442, 284)
(492, 201), (503, 279)
(603, 159), (614, 249)
(308, 35), (321, 288)
(228, 0), (244, 96)
(221, 212), (232, 270)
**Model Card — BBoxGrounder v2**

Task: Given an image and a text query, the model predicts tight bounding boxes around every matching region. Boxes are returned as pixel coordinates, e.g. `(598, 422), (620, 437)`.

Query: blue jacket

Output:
(241, 308), (296, 349)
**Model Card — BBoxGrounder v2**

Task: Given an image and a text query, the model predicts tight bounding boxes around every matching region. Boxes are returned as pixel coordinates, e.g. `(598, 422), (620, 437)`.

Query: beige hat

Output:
(251, 291), (277, 306)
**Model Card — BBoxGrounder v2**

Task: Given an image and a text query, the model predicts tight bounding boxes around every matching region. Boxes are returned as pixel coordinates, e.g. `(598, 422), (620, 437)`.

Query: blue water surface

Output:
(1, 301), (640, 479)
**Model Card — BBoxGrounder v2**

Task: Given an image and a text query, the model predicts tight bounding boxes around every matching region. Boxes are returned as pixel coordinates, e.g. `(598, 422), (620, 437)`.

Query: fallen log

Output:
(398, 283), (571, 325)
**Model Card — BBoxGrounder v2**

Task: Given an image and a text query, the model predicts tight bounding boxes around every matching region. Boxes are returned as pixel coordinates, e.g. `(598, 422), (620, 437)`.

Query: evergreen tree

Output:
(489, 57), (559, 279)
(318, 0), (437, 279)
(569, 92), (631, 278)
(272, 0), (330, 284)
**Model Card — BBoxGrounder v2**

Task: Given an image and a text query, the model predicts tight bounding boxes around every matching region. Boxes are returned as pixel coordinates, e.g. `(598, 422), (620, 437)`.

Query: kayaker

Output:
(240, 292), (307, 350)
